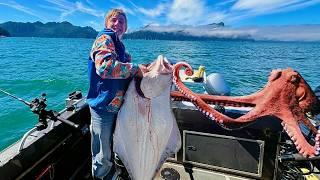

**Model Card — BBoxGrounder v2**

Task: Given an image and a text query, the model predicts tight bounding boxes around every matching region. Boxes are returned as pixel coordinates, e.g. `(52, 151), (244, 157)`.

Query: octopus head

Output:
(288, 69), (320, 117)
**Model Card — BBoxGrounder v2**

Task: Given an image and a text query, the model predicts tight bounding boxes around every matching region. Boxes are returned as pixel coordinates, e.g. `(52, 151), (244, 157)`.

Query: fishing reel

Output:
(29, 93), (49, 130)
(28, 93), (80, 131)
(0, 88), (84, 133)
(30, 93), (47, 113)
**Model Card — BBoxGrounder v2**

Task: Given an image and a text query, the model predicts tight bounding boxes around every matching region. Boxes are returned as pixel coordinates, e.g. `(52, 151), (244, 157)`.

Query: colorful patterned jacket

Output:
(87, 28), (138, 113)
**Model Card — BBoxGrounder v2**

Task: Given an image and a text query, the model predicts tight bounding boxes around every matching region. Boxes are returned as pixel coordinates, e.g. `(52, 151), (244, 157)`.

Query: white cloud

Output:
(123, 0), (223, 26)
(165, 0), (227, 25)
(167, 0), (206, 24)
(75, 2), (104, 17)
(124, 0), (168, 28)
(137, 3), (167, 17)
(232, 0), (294, 11)
(141, 23), (252, 39)
(85, 0), (96, 8)
(216, 0), (237, 7)
(44, 0), (104, 21)
(44, 0), (73, 11)
(274, 0), (320, 13)
(140, 23), (320, 42)
(140, 0), (320, 27)
(88, 20), (104, 30)
(204, 12), (226, 24)
(60, 10), (76, 21)
(110, 0), (136, 15)
(0, 1), (45, 21)
(230, 0), (320, 18)
(251, 25), (320, 41)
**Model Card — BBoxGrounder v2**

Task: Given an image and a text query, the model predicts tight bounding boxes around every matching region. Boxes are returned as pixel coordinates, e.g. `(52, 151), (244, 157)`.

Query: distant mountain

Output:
(1, 21), (319, 42)
(0, 27), (10, 37)
(0, 21), (98, 38)
(124, 22), (253, 41)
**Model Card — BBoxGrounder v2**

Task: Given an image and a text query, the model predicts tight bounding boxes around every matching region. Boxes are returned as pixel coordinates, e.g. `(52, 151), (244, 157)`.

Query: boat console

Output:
(154, 101), (282, 180)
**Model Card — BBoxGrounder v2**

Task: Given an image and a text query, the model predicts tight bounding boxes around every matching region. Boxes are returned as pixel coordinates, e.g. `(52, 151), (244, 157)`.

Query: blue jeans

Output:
(89, 107), (116, 179)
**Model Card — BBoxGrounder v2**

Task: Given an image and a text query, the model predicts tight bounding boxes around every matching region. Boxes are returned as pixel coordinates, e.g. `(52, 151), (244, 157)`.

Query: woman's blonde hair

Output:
(105, 8), (127, 32)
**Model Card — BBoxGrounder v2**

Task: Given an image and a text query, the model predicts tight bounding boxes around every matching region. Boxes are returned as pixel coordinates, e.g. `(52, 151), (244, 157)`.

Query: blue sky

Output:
(0, 0), (320, 31)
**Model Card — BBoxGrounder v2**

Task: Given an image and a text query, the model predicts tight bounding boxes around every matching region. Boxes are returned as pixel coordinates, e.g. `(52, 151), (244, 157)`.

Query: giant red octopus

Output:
(171, 62), (320, 157)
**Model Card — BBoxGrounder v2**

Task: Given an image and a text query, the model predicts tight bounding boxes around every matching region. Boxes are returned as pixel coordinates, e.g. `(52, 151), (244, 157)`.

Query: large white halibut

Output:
(113, 55), (181, 180)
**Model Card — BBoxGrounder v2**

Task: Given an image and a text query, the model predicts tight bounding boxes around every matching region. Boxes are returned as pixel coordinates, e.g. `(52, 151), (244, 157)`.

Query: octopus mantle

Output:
(171, 62), (320, 157)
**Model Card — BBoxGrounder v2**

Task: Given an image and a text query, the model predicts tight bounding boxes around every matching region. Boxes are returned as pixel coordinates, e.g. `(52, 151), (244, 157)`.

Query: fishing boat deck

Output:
(0, 95), (319, 180)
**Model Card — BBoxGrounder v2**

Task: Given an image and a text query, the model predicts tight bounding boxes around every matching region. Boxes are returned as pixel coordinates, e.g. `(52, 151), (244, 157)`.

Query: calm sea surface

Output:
(0, 37), (319, 150)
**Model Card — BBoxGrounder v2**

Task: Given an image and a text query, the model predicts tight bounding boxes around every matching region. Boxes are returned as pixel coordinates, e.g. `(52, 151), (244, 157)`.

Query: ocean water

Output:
(0, 37), (319, 151)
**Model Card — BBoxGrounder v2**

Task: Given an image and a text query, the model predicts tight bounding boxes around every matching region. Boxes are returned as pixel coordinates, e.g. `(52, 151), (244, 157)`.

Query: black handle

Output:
(187, 146), (197, 151)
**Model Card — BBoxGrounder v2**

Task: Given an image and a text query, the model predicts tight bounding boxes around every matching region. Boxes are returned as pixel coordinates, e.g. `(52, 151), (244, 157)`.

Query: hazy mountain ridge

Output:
(0, 21), (98, 38)
(0, 27), (10, 37)
(1, 21), (320, 42)
(123, 22), (250, 41)
(125, 23), (320, 42)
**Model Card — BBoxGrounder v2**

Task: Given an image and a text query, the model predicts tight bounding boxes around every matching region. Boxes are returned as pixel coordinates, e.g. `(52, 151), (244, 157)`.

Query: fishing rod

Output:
(0, 89), (31, 107)
(0, 88), (80, 130)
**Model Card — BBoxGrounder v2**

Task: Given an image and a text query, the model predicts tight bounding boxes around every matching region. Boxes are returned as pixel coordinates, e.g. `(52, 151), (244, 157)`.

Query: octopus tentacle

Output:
(172, 62), (320, 157)
(173, 62), (258, 124)
(281, 120), (320, 157)
(171, 91), (255, 107)
(171, 91), (318, 134)
(278, 110), (320, 157)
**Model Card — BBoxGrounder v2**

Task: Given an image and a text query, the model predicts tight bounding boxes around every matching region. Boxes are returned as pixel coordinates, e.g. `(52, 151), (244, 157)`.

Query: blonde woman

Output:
(87, 8), (146, 179)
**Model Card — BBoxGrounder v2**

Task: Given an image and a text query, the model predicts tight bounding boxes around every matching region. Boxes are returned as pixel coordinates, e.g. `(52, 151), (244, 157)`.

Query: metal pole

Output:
(0, 88), (31, 107)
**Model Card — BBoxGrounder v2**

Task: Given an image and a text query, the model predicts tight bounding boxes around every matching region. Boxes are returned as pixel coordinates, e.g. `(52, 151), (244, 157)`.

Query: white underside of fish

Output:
(113, 55), (181, 180)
